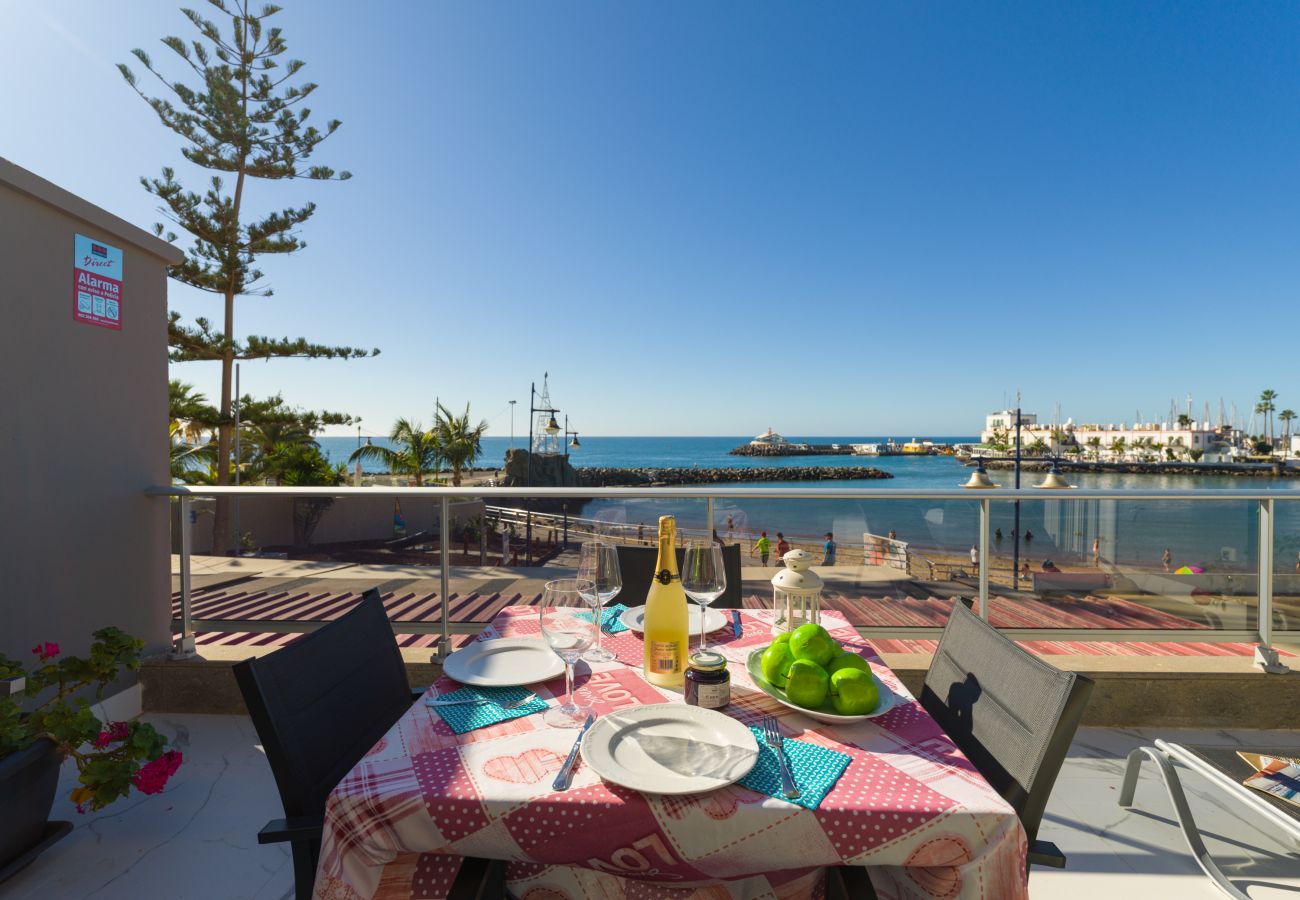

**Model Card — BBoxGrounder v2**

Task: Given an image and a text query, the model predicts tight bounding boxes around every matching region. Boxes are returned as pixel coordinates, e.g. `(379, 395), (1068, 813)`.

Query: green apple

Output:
(771, 632), (793, 646)
(829, 668), (879, 716)
(760, 642), (795, 688)
(789, 623), (838, 668)
(785, 659), (831, 709)
(827, 652), (872, 677)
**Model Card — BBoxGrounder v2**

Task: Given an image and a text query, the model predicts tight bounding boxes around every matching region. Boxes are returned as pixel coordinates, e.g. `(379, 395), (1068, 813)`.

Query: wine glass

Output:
(578, 540), (622, 663)
(539, 578), (599, 728)
(681, 540), (726, 651)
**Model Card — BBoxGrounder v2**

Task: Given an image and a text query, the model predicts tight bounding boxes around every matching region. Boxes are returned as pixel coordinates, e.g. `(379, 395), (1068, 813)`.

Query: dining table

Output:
(312, 605), (1029, 900)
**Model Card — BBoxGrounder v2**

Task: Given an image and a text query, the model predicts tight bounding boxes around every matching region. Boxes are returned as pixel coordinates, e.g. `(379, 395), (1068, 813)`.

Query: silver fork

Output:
(761, 716), (800, 800)
(425, 692), (537, 710)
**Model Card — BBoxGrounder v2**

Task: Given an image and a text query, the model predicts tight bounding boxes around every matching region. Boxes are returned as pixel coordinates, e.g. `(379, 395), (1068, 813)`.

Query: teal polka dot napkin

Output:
(739, 725), (851, 810)
(427, 685), (547, 734)
(575, 603), (631, 634)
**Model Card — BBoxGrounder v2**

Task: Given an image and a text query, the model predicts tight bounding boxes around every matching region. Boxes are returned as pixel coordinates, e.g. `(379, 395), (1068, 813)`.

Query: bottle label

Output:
(649, 641), (681, 673)
(695, 680), (730, 709)
(655, 569), (678, 585)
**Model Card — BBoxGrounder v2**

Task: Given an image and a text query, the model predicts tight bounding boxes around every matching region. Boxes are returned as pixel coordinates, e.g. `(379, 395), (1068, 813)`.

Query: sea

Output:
(318, 435), (1300, 568)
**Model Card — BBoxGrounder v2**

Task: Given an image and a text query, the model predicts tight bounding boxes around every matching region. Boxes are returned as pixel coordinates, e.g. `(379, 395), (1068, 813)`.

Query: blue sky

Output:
(4, 2), (1298, 437)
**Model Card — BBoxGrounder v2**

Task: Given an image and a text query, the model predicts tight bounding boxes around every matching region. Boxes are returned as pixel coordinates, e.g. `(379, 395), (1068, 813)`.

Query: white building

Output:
(980, 411), (1231, 462)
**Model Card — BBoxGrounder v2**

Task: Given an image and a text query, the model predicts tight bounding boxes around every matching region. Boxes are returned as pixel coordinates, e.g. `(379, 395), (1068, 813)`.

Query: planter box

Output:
(0, 737), (72, 883)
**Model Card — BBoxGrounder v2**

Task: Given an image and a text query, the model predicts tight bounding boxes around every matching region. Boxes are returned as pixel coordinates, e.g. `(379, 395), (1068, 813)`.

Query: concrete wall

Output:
(174, 495), (486, 554)
(0, 158), (183, 661)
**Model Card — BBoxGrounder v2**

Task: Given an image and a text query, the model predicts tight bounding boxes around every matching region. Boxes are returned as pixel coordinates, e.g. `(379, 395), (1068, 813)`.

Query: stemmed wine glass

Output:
(681, 540), (726, 652)
(539, 578), (599, 728)
(578, 540), (621, 663)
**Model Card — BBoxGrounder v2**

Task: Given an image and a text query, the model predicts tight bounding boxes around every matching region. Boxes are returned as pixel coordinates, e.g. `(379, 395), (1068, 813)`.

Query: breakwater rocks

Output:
(575, 466), (893, 486)
(730, 444), (856, 456)
(972, 459), (1299, 478)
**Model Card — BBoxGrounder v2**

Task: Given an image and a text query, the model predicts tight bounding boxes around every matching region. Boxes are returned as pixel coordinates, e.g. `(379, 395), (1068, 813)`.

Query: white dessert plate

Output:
(745, 648), (904, 724)
(442, 638), (565, 687)
(620, 605), (728, 635)
(580, 704), (759, 795)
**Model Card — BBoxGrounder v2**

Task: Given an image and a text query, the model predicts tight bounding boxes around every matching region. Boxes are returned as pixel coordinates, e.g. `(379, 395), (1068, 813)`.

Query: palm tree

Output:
(350, 418), (442, 485)
(435, 402), (489, 487)
(1279, 409), (1296, 460)
(169, 380), (217, 444)
(169, 423), (216, 483)
(1108, 436), (1127, 460)
(1086, 436), (1102, 461)
(1176, 413), (1191, 429)
(1259, 389), (1278, 446)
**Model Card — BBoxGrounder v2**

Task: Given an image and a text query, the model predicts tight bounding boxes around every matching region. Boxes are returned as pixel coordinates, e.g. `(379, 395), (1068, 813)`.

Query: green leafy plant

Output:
(0, 630), (181, 813)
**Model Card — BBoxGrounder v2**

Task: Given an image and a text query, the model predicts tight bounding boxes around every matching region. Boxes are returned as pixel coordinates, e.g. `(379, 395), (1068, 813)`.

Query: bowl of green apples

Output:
(745, 623), (902, 724)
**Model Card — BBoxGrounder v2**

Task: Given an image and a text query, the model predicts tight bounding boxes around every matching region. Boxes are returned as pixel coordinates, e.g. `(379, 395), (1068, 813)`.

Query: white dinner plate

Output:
(620, 605), (728, 636)
(442, 638), (565, 687)
(745, 648), (904, 724)
(580, 704), (759, 795)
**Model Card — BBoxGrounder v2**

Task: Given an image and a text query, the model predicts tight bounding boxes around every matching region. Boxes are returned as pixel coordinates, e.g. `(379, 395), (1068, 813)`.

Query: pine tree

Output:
(120, 0), (376, 553)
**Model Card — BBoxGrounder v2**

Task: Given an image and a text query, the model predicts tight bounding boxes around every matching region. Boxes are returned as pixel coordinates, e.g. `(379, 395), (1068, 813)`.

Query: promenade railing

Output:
(148, 485), (1299, 671)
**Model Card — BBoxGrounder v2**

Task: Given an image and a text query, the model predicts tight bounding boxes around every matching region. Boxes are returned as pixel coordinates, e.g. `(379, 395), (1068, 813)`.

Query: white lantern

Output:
(771, 549), (823, 634)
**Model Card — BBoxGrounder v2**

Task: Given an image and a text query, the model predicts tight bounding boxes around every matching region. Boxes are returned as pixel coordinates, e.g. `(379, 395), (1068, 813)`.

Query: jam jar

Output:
(684, 649), (730, 709)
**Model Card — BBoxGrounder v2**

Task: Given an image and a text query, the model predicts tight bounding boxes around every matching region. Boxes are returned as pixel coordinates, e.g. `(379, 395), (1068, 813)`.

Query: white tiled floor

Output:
(1, 716), (1296, 899)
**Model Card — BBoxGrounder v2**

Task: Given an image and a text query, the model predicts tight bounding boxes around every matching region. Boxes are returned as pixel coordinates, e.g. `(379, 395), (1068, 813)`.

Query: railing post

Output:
(1255, 497), (1288, 673)
(171, 495), (197, 659)
(978, 497), (990, 622)
(437, 495), (452, 663)
(707, 496), (715, 542)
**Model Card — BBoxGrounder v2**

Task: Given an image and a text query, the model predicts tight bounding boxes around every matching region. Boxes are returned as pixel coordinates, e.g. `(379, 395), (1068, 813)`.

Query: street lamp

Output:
(525, 374), (560, 565)
(508, 400), (516, 452)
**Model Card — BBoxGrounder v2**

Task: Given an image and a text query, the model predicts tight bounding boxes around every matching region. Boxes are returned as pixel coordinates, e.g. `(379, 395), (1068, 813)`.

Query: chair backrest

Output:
(233, 589), (413, 820)
(615, 544), (743, 609)
(920, 602), (1093, 843)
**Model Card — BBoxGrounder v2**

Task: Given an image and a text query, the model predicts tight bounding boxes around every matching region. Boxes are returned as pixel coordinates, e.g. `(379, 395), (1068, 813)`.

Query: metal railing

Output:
(149, 484), (1299, 671)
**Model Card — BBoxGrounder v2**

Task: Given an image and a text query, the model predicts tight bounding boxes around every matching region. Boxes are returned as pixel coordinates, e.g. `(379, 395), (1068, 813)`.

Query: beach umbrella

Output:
(1174, 565), (1205, 574)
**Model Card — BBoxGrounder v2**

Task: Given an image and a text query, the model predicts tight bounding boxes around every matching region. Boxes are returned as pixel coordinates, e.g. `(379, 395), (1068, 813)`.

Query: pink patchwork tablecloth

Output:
(314, 608), (1028, 900)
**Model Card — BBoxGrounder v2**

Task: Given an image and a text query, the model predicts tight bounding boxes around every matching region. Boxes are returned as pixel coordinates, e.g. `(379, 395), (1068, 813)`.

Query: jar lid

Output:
(688, 649), (727, 672)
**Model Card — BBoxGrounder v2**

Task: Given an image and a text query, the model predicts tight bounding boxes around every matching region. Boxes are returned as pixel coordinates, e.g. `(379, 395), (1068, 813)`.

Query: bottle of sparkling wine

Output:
(642, 515), (689, 688)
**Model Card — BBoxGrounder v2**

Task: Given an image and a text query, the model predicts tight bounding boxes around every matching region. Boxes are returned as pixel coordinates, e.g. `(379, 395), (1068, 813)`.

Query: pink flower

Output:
(92, 722), (129, 750)
(31, 642), (59, 661)
(132, 750), (183, 795)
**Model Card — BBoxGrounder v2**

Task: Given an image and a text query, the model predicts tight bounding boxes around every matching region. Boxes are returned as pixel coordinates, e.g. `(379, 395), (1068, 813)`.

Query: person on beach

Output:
(970, 544), (979, 567)
(776, 533), (791, 560)
(1162, 548), (1172, 572)
(1024, 529), (1034, 546)
(754, 531), (772, 566)
(1093, 537), (1101, 567)
(888, 529), (897, 541)
(725, 515), (735, 543)
(994, 528), (1003, 546)
(637, 522), (645, 545)
(1042, 559), (1060, 572)
(823, 532), (836, 565)
(1296, 549), (1300, 575)
(1021, 561), (1031, 581)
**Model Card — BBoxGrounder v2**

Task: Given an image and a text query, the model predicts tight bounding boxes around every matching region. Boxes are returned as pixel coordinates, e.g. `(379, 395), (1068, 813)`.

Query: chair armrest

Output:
(1027, 838), (1067, 868)
(257, 815), (324, 845)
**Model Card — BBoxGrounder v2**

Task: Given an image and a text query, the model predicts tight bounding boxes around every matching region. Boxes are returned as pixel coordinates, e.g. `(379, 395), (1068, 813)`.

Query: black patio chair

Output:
(830, 602), (1093, 898)
(233, 588), (504, 900)
(615, 543), (743, 609)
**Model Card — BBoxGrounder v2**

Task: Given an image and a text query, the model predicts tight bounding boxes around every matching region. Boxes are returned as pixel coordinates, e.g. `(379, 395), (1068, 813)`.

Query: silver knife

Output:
(731, 609), (743, 639)
(552, 714), (595, 791)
